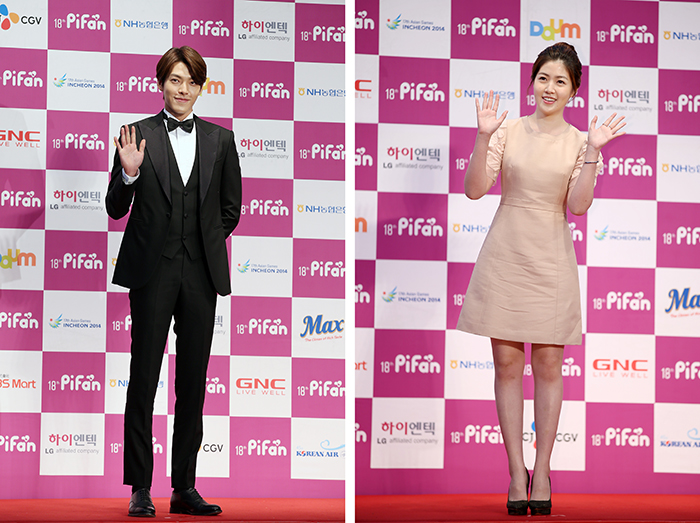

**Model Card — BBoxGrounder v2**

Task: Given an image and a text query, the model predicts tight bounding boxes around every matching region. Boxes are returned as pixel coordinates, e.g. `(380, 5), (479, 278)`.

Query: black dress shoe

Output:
(170, 488), (222, 516)
(529, 477), (552, 516)
(128, 488), (155, 518)
(506, 470), (530, 516)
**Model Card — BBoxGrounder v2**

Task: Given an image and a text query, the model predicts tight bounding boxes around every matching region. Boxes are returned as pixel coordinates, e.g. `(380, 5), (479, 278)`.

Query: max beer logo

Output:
(665, 288), (700, 313)
(299, 314), (344, 338)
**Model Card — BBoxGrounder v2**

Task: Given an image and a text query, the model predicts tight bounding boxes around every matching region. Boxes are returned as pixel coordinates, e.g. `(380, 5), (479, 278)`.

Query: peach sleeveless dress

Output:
(456, 117), (602, 345)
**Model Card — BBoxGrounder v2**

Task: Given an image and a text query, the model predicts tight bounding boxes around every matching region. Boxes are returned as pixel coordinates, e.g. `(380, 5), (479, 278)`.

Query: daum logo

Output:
(0, 312), (39, 330)
(247, 438), (287, 456)
(0, 249), (36, 269)
(355, 11), (375, 30)
(530, 19), (580, 40)
(1, 189), (41, 208)
(299, 314), (344, 338)
(2, 70), (42, 88)
(180, 19), (229, 37)
(665, 288), (700, 314)
(54, 13), (106, 31)
(0, 3), (42, 30)
(597, 24), (654, 44)
(0, 435), (36, 452)
(606, 157), (652, 177)
(200, 77), (225, 96)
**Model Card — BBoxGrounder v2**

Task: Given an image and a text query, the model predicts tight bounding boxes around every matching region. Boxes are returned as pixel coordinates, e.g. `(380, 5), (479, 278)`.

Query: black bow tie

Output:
(166, 117), (194, 133)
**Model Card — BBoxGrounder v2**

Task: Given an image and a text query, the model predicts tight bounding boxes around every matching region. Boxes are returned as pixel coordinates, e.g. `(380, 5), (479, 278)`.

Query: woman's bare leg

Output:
(491, 338), (528, 500)
(530, 343), (564, 500)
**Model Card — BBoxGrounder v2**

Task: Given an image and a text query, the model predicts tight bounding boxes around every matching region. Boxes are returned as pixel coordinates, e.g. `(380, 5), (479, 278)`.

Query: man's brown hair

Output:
(156, 46), (207, 87)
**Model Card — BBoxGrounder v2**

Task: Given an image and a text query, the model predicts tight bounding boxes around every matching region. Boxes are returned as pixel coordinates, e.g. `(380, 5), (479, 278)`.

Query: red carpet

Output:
(0, 498), (344, 523)
(356, 493), (700, 523)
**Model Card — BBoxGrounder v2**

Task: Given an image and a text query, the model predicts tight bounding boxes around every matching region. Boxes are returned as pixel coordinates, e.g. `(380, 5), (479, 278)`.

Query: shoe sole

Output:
(170, 508), (222, 516)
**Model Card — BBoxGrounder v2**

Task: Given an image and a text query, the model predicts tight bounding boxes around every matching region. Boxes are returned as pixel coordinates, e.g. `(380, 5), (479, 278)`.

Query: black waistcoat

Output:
(161, 135), (204, 260)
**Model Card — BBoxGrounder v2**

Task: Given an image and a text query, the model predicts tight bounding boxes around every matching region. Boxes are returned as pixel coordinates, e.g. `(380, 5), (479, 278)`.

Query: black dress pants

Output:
(123, 247), (217, 489)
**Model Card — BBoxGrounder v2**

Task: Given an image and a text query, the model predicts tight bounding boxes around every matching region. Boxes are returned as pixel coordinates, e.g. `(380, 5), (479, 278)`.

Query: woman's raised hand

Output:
(475, 90), (508, 136)
(587, 112), (626, 150)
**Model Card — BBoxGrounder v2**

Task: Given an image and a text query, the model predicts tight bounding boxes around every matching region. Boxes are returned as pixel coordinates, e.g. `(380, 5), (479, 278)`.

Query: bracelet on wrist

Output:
(583, 161), (598, 164)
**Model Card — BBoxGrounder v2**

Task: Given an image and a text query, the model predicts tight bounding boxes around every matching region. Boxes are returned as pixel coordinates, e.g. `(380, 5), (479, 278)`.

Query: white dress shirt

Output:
(121, 109), (197, 186)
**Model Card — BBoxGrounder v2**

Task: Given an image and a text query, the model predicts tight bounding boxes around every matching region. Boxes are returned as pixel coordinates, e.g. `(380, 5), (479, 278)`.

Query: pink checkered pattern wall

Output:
(0, 0), (345, 499)
(355, 0), (700, 495)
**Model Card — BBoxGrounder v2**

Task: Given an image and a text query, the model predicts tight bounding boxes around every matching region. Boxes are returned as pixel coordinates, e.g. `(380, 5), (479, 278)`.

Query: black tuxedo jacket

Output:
(106, 111), (242, 296)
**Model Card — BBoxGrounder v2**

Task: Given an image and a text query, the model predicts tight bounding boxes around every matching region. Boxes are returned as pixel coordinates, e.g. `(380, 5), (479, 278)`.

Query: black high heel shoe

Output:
(506, 470), (530, 516)
(528, 477), (552, 516)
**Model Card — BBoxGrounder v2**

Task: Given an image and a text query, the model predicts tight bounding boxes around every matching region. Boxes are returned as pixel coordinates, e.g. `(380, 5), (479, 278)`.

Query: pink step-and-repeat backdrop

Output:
(355, 0), (700, 495)
(0, 0), (345, 499)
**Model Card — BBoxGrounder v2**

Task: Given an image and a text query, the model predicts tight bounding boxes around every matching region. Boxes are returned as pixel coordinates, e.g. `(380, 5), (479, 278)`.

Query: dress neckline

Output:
(523, 115), (572, 138)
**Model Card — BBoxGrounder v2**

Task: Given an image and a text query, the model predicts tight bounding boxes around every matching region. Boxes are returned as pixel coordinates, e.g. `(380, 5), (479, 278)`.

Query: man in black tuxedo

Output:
(107, 46), (241, 517)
